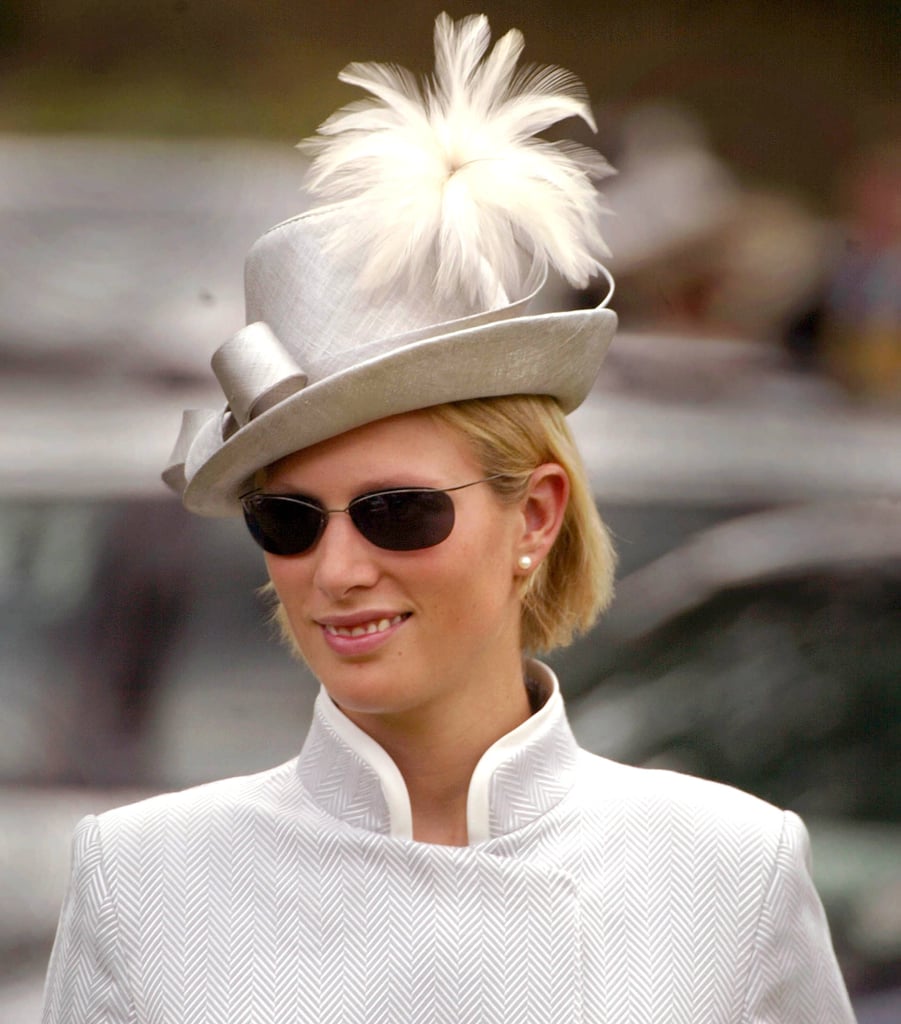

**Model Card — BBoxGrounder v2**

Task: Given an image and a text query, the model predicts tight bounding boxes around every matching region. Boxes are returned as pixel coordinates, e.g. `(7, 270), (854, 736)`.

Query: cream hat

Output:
(163, 13), (618, 517)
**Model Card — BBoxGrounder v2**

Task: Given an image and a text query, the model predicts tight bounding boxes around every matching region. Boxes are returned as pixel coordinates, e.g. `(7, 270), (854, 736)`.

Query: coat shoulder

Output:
(572, 748), (789, 851)
(93, 757), (303, 842)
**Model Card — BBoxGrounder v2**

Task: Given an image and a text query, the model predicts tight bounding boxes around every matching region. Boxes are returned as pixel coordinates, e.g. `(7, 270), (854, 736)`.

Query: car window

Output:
(570, 568), (901, 822)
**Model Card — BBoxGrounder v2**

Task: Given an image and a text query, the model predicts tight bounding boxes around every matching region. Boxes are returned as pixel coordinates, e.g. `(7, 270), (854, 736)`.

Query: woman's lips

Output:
(318, 612), (410, 654)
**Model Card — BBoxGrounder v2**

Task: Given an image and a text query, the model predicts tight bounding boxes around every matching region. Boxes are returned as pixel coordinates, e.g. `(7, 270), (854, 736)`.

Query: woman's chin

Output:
(313, 660), (425, 720)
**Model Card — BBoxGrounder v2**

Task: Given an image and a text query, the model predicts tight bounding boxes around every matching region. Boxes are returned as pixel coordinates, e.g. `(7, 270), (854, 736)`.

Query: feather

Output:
(301, 12), (614, 307)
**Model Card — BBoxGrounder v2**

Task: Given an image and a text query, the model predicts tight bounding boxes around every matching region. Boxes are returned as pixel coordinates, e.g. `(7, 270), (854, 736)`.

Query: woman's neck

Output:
(340, 661), (533, 846)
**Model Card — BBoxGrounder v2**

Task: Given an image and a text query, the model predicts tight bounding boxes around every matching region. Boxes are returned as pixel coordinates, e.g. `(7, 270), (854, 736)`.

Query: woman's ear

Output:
(517, 463), (569, 568)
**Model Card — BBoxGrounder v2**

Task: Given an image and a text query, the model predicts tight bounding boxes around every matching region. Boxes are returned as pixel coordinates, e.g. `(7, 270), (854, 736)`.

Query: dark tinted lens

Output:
(350, 489), (455, 550)
(242, 495), (326, 555)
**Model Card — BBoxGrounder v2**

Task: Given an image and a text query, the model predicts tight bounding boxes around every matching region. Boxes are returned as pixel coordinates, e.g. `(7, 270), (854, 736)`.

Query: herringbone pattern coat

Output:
(43, 664), (855, 1022)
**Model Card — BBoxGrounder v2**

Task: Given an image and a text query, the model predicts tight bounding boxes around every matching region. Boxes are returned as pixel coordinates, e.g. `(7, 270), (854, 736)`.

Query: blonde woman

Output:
(43, 14), (854, 1023)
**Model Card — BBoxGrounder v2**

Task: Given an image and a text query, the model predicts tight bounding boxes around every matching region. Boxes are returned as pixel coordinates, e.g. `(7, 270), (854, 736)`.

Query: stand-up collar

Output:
(295, 660), (579, 844)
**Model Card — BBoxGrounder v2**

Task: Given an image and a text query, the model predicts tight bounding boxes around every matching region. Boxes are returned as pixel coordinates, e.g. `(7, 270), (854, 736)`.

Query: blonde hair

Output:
(264, 394), (615, 657)
(428, 395), (615, 653)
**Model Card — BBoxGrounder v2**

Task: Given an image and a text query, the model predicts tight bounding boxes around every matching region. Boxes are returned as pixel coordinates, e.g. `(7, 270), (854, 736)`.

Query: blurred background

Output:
(1, 1), (899, 1020)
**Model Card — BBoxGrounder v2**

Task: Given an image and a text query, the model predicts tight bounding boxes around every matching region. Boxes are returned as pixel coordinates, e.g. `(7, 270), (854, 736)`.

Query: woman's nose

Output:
(311, 511), (380, 599)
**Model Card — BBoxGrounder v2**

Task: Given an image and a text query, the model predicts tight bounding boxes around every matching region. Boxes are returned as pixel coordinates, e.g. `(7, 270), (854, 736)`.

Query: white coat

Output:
(43, 662), (855, 1023)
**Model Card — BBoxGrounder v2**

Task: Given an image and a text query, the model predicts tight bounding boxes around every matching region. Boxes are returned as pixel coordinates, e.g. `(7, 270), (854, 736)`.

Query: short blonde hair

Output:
(429, 395), (615, 653)
(264, 394), (615, 657)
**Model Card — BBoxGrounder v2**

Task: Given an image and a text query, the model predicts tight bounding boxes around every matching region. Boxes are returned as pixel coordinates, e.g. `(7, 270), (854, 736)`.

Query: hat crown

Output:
(245, 205), (494, 385)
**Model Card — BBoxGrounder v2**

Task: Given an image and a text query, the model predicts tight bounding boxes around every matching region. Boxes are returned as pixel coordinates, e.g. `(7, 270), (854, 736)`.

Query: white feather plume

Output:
(301, 12), (614, 307)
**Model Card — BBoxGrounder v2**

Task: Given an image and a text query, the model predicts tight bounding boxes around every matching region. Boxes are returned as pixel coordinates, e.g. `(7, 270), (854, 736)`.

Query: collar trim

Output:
(315, 691), (414, 839)
(466, 661), (562, 843)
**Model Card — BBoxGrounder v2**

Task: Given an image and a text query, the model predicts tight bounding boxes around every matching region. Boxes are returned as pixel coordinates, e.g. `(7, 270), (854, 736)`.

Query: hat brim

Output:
(182, 306), (617, 516)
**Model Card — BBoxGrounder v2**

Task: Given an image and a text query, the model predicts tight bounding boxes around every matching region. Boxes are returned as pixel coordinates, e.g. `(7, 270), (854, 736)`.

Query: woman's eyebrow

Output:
(355, 479), (443, 494)
(259, 477), (315, 495)
(265, 475), (444, 496)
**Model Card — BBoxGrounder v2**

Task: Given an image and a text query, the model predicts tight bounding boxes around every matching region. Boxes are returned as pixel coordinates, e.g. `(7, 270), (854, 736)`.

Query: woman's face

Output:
(262, 410), (532, 726)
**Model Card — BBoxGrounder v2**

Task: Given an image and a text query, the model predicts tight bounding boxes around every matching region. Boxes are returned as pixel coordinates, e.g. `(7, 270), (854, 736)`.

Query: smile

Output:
(323, 613), (409, 638)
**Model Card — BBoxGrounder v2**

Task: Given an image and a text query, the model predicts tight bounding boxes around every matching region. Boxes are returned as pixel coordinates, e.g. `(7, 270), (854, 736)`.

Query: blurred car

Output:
(559, 502), (901, 996)
(0, 135), (306, 380)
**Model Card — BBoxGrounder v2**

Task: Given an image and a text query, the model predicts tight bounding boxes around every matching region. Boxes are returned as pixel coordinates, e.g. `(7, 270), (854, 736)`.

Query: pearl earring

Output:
(517, 554), (533, 571)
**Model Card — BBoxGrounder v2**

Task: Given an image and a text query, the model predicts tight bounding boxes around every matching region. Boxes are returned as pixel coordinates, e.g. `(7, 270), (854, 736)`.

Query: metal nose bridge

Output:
(321, 502), (361, 516)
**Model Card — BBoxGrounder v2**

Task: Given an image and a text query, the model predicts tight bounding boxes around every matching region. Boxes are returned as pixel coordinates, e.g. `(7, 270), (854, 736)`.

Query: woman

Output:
(43, 14), (854, 1023)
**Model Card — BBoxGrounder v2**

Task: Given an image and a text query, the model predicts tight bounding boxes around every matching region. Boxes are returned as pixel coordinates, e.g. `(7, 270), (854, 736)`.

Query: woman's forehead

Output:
(264, 409), (478, 491)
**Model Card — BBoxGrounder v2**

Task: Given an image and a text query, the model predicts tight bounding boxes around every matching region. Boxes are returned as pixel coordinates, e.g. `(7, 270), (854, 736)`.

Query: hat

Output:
(164, 13), (618, 517)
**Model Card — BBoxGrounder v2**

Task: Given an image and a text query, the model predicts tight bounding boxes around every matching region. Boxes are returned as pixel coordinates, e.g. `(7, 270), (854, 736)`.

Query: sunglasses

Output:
(241, 476), (505, 556)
